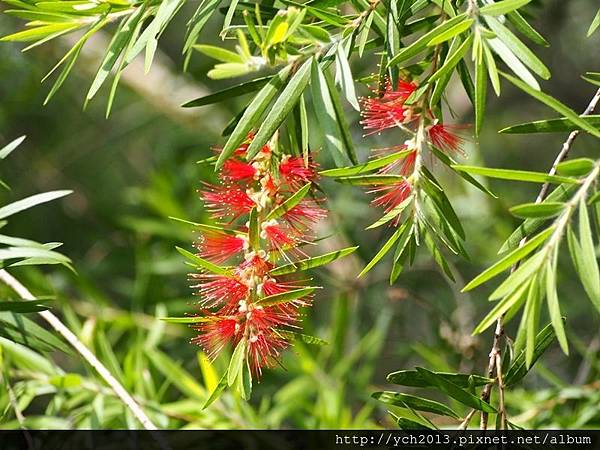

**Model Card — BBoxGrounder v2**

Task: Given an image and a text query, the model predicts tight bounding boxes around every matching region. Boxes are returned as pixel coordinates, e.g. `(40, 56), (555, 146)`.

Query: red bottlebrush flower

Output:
(280, 155), (317, 187)
(221, 159), (257, 181)
(283, 199), (327, 230)
(427, 123), (466, 156)
(261, 220), (299, 251)
(382, 79), (418, 101)
(369, 180), (412, 223)
(399, 150), (416, 176)
(247, 330), (288, 377)
(195, 230), (246, 263)
(360, 79), (418, 135)
(192, 317), (239, 359)
(201, 184), (255, 219)
(191, 274), (248, 312)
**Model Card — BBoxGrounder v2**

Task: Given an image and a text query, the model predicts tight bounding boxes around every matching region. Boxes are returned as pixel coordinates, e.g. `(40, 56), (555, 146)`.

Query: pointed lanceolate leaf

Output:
(545, 258), (568, 354)
(182, 76), (271, 107)
(269, 247), (358, 276)
(479, 0), (533, 16)
(499, 116), (600, 134)
(320, 149), (413, 178)
(372, 392), (459, 419)
(245, 59), (312, 160)
(0, 190), (72, 220)
(452, 165), (578, 184)
(504, 322), (557, 386)
(217, 65), (292, 169)
(310, 60), (345, 166)
(509, 202), (564, 219)
(415, 367), (496, 413)
(266, 183), (311, 220)
(358, 225), (405, 278)
(0, 136), (26, 159)
(176, 246), (231, 276)
(576, 200), (600, 313)
(258, 287), (316, 307)
(500, 72), (600, 138)
(386, 370), (493, 388)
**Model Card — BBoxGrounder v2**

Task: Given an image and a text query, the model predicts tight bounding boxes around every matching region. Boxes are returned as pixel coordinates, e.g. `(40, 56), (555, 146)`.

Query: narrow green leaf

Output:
(490, 250), (547, 300)
(193, 44), (243, 63)
(202, 372), (228, 409)
(426, 18), (473, 46)
(545, 256), (568, 354)
(506, 11), (548, 46)
(248, 208), (260, 250)
(275, 330), (328, 345)
(0, 299), (51, 313)
(501, 72), (600, 138)
(0, 136), (25, 160)
(266, 183), (311, 220)
(0, 190), (72, 220)
(159, 316), (212, 323)
(372, 392), (459, 419)
(473, 282), (530, 334)
(335, 174), (406, 186)
(319, 149), (413, 178)
(485, 16), (549, 79)
(366, 195), (413, 230)
(415, 367), (496, 413)
(0, 311), (70, 353)
(245, 59), (312, 160)
(500, 116), (600, 134)
(86, 6), (146, 100)
(217, 65), (292, 169)
(258, 287), (315, 307)
(587, 7), (600, 37)
(475, 40), (486, 135)
(182, 77), (270, 107)
(269, 246), (358, 276)
(479, 0), (532, 16)
(227, 339), (246, 386)
(452, 165), (578, 184)
(323, 68), (358, 164)
(358, 227), (405, 277)
(429, 34), (473, 84)
(487, 36), (539, 89)
(388, 14), (468, 67)
(310, 60), (345, 165)
(175, 246), (231, 276)
(499, 185), (576, 252)
(556, 158), (595, 177)
(577, 199), (600, 313)
(504, 322), (556, 386)
(386, 370), (493, 388)
(510, 202), (564, 219)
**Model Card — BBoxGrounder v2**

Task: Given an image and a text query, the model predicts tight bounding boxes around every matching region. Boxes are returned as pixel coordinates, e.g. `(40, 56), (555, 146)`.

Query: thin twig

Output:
(0, 269), (158, 430)
(479, 86), (600, 430)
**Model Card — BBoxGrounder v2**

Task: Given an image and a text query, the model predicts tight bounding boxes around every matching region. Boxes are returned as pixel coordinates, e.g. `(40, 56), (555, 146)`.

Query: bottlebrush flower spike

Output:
(194, 230), (246, 263)
(359, 79), (418, 135)
(179, 131), (357, 397)
(427, 123), (467, 156)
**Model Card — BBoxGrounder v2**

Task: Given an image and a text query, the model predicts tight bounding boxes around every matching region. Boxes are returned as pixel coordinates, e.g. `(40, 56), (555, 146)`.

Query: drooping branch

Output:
(479, 86), (600, 430)
(0, 269), (158, 431)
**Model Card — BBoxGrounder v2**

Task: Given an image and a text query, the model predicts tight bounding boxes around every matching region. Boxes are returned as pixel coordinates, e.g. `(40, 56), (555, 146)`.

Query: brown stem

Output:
(479, 86), (600, 430)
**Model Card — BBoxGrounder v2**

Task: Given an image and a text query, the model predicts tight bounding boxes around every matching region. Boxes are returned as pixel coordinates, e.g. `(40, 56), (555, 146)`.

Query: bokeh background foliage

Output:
(0, 0), (599, 429)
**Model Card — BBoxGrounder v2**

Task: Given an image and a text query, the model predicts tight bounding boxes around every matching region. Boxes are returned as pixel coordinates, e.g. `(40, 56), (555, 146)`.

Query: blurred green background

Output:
(0, 0), (598, 429)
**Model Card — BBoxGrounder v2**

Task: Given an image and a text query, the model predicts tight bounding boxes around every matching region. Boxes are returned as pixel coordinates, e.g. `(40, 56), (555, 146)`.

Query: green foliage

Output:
(1, 0), (599, 433)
